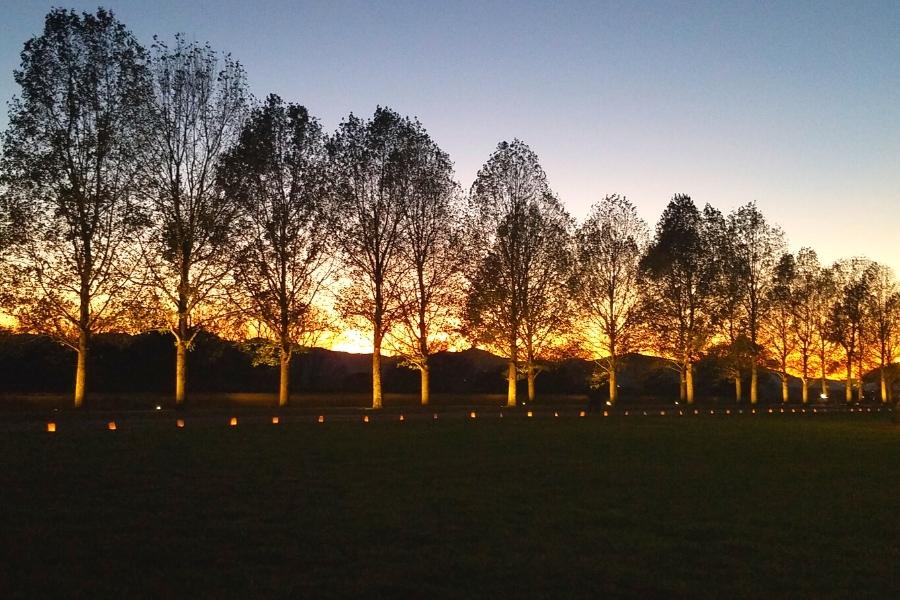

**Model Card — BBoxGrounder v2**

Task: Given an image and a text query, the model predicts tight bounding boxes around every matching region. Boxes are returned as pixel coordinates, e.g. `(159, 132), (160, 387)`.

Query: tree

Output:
(388, 133), (464, 406)
(465, 139), (564, 407)
(863, 262), (899, 404)
(140, 35), (248, 406)
(219, 94), (332, 406)
(826, 258), (872, 403)
(574, 195), (648, 405)
(705, 205), (750, 402)
(791, 248), (823, 403)
(640, 195), (716, 404)
(728, 202), (786, 404)
(0, 8), (152, 407)
(765, 253), (797, 403)
(327, 107), (427, 409)
(813, 265), (839, 400)
(519, 202), (575, 402)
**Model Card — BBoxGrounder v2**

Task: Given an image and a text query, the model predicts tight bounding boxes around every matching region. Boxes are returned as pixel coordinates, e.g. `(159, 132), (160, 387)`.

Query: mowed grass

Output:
(0, 415), (897, 598)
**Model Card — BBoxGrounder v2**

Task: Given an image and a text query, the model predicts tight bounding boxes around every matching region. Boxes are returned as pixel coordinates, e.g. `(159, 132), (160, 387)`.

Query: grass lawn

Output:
(0, 414), (897, 598)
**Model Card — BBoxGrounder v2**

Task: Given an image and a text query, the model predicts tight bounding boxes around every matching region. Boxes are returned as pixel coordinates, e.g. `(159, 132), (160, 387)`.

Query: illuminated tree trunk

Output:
(608, 368), (617, 406)
(506, 335), (517, 408)
(74, 331), (89, 408)
(820, 343), (829, 399)
(175, 339), (187, 406)
(420, 364), (430, 406)
(527, 363), (536, 403)
(372, 332), (383, 410)
(685, 362), (694, 405)
(781, 377), (789, 403)
(734, 376), (742, 403)
(801, 378), (809, 404)
(679, 370), (686, 403)
(880, 370), (887, 404)
(845, 358), (853, 403)
(278, 345), (291, 407)
(857, 352), (865, 403)
(750, 362), (758, 404)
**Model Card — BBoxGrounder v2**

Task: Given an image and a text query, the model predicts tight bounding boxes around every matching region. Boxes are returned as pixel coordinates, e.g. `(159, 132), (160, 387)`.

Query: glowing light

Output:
(318, 415), (325, 423)
(46, 422), (56, 433)
(603, 410), (609, 417)
(624, 410), (629, 416)
(107, 421), (117, 431)
(272, 416), (280, 425)
(176, 419), (185, 428)
(605, 400), (612, 406)
(768, 408), (773, 414)
(363, 415), (369, 423)
(693, 409), (699, 415)
(820, 393), (828, 400)
(155, 405), (162, 411)
(725, 409), (731, 415)
(469, 411), (477, 419)
(579, 410), (586, 417)
(433, 413), (438, 420)
(527, 411), (533, 418)
(554, 412), (559, 418)
(230, 417), (238, 426)
(678, 410), (683, 416)
(399, 414), (405, 422)
(660, 410), (666, 416)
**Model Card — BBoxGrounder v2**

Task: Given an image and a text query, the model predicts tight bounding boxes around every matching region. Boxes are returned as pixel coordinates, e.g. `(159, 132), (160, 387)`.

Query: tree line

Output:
(1, 8), (898, 410)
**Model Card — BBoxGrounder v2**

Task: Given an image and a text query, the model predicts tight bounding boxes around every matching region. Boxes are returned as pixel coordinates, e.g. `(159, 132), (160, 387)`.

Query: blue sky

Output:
(2, 1), (899, 272)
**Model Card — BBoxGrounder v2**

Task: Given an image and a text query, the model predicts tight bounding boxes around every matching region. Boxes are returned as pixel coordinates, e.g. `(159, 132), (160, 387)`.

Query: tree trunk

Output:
(734, 376), (742, 403)
(880, 370), (887, 404)
(420, 364), (430, 406)
(857, 353), (864, 402)
(175, 338), (187, 406)
(609, 368), (617, 406)
(679, 370), (686, 403)
(507, 337), (517, 408)
(372, 330), (383, 409)
(801, 378), (808, 404)
(685, 362), (694, 405)
(74, 331), (89, 408)
(527, 362), (536, 403)
(845, 358), (853, 403)
(781, 376), (789, 403)
(750, 362), (758, 404)
(278, 345), (291, 407)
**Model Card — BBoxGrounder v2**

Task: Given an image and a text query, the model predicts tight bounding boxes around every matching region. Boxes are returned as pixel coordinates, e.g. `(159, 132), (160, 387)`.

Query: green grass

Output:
(0, 415), (897, 598)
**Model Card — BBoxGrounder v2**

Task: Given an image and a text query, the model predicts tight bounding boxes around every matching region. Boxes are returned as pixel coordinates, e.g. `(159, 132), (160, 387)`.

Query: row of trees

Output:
(1, 9), (898, 411)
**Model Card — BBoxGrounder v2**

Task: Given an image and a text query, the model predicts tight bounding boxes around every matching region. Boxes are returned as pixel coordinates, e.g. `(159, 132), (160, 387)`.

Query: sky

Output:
(1, 0), (899, 276)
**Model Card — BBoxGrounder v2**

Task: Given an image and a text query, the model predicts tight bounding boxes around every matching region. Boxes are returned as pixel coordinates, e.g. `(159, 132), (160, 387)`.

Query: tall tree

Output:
(219, 94), (332, 406)
(729, 202), (786, 404)
(465, 139), (563, 407)
(813, 265), (839, 400)
(765, 252), (798, 403)
(0, 8), (152, 407)
(327, 107), (427, 409)
(706, 205), (750, 402)
(388, 133), (464, 406)
(791, 248), (823, 403)
(519, 202), (575, 402)
(864, 262), (899, 404)
(826, 258), (872, 403)
(141, 35), (248, 406)
(574, 195), (648, 405)
(640, 195), (716, 404)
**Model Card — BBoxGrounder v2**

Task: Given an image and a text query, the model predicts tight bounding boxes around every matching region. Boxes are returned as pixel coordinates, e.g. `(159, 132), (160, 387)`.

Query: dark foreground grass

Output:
(0, 416), (897, 598)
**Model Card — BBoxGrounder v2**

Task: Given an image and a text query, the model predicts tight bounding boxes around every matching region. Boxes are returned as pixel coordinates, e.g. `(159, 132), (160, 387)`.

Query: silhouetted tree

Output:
(765, 253), (797, 402)
(575, 195), (647, 405)
(706, 205), (749, 401)
(863, 262), (899, 404)
(791, 248), (824, 403)
(327, 107), (428, 409)
(465, 140), (564, 406)
(0, 8), (152, 407)
(640, 195), (717, 404)
(728, 202), (785, 404)
(219, 94), (332, 406)
(139, 35), (248, 405)
(388, 133), (464, 405)
(827, 258), (872, 402)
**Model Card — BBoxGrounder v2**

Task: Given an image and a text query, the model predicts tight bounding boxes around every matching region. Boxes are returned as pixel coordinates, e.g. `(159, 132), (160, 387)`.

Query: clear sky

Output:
(2, 0), (899, 273)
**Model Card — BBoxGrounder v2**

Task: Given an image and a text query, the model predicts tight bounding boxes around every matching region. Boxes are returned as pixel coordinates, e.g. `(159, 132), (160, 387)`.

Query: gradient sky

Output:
(2, 0), (899, 273)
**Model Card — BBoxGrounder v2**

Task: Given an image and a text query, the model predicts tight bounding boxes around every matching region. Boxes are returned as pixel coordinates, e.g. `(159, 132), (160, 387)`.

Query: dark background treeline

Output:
(1, 331), (875, 402)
